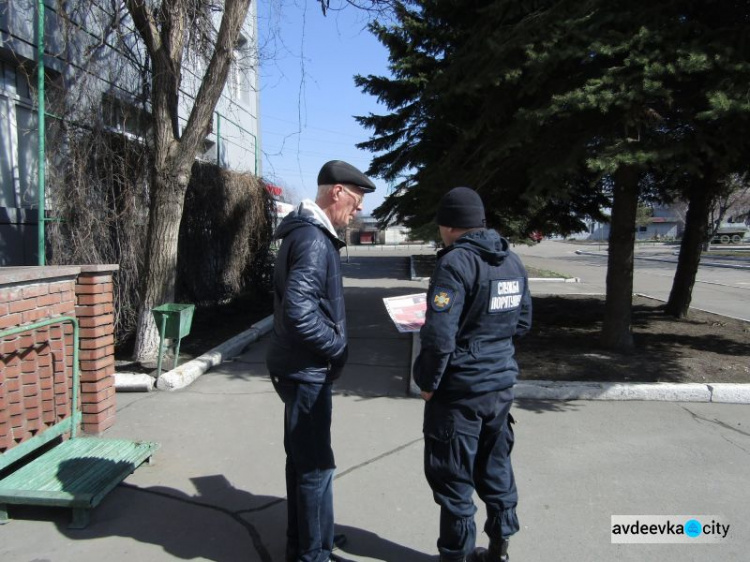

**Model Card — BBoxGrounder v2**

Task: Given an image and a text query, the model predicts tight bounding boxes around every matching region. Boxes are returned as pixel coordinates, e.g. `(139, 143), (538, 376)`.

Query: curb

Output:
(529, 277), (580, 283)
(155, 315), (274, 391)
(409, 334), (750, 404)
(115, 372), (155, 392)
(635, 292), (750, 323)
(409, 256), (430, 283)
(514, 381), (750, 403)
(408, 256), (579, 283)
(574, 249), (750, 270)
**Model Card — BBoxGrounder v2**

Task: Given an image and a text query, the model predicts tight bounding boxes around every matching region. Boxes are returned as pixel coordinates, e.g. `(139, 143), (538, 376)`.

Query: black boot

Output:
(468, 539), (509, 562)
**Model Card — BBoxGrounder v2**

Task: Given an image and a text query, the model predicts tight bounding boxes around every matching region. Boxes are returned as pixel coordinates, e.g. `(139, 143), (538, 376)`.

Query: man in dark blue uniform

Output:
(414, 187), (532, 562)
(267, 160), (375, 562)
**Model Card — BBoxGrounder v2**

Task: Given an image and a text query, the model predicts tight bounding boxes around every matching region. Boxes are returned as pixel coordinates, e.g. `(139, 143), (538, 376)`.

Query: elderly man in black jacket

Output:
(267, 160), (375, 562)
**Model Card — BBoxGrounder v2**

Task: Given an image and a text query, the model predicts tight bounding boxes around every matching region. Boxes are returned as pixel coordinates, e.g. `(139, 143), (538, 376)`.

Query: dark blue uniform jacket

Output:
(414, 229), (532, 397)
(266, 207), (348, 383)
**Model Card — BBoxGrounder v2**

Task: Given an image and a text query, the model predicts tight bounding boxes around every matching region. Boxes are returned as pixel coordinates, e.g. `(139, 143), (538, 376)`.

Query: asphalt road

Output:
(512, 240), (750, 322)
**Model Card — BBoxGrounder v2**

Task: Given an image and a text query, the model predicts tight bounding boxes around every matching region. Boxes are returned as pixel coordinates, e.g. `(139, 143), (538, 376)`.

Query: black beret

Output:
(436, 187), (486, 228)
(317, 160), (376, 193)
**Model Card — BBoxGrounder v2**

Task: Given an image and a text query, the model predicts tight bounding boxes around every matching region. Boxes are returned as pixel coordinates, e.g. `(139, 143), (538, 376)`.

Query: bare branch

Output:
(178, 0), (251, 170)
(124, 0), (161, 54)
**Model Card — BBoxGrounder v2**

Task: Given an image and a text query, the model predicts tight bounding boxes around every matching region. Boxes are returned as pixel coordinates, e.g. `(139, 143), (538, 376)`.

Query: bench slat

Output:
(0, 438), (158, 509)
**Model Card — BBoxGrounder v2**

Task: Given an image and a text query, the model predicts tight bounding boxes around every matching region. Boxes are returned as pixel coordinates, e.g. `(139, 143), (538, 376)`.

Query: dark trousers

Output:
(273, 378), (335, 562)
(423, 388), (518, 561)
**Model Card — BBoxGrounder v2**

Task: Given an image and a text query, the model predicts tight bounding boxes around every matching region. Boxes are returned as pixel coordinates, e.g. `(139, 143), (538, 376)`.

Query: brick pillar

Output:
(75, 266), (119, 435)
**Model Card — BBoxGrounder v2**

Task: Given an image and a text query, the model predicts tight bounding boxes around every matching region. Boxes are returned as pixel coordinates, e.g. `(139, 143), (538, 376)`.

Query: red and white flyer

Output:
(382, 293), (427, 333)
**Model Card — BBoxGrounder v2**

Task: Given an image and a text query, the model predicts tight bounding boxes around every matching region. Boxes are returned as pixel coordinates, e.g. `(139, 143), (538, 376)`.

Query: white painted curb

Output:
(513, 381), (750, 403)
(575, 249), (750, 270)
(708, 383), (750, 404)
(155, 314), (274, 391)
(409, 256), (579, 283)
(529, 277), (580, 283)
(115, 372), (155, 392)
(410, 334), (750, 403)
(514, 381), (714, 402)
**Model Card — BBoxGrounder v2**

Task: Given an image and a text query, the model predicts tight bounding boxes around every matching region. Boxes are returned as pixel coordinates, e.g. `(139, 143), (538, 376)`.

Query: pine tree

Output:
(358, 0), (750, 349)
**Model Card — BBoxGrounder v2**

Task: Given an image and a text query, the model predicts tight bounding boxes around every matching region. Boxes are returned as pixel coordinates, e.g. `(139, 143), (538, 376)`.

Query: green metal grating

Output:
(0, 438), (158, 508)
(1, 317), (159, 528)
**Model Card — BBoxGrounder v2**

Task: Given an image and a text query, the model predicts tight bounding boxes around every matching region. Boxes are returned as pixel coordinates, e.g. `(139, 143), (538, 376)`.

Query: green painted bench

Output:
(0, 317), (158, 528)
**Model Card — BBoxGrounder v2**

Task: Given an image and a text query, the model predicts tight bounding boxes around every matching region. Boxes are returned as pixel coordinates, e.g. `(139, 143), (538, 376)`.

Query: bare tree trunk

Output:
(601, 166), (639, 351)
(132, 169), (188, 361)
(127, 0), (252, 362)
(665, 180), (713, 318)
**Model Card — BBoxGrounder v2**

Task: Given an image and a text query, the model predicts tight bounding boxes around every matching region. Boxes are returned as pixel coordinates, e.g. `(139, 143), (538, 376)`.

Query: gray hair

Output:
(317, 184), (335, 199)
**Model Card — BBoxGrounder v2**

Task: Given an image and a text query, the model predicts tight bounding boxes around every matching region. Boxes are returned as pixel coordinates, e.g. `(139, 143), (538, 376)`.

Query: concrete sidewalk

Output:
(2, 253), (749, 561)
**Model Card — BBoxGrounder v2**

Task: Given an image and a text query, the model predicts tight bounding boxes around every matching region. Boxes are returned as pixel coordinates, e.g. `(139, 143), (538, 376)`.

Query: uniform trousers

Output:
(423, 387), (519, 561)
(272, 378), (335, 562)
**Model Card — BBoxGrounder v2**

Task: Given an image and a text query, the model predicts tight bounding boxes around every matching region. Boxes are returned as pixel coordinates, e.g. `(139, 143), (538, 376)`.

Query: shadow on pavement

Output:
(13, 470), (432, 562)
(334, 523), (435, 562)
(48, 474), (284, 562)
(341, 255), (413, 281)
(514, 398), (583, 414)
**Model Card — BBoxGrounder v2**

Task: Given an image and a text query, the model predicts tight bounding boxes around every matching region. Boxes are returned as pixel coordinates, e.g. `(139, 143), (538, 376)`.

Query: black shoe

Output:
(468, 540), (509, 562)
(467, 548), (487, 562)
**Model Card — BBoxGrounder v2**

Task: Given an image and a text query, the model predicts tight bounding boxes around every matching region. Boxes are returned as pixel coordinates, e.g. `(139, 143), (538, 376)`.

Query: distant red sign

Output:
(265, 184), (283, 197)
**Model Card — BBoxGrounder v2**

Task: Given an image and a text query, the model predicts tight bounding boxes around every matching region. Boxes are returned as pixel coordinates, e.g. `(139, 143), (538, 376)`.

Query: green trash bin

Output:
(152, 303), (195, 378)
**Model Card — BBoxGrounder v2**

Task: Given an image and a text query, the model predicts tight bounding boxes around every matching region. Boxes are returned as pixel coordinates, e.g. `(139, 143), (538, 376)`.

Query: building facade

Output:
(568, 205), (684, 242)
(0, 0), (260, 265)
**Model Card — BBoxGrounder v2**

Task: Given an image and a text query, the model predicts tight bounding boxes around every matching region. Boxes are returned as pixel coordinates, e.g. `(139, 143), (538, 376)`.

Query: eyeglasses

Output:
(341, 185), (364, 208)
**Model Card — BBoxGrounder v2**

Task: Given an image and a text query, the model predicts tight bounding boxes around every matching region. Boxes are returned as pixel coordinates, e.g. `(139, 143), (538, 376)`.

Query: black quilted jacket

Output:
(265, 207), (348, 383)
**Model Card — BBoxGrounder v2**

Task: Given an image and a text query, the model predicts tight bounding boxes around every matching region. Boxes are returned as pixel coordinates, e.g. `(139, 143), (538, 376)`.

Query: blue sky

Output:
(257, 0), (392, 215)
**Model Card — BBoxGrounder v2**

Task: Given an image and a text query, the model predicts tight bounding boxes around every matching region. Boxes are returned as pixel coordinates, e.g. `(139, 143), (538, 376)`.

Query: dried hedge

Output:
(47, 130), (274, 344)
(178, 161), (275, 306)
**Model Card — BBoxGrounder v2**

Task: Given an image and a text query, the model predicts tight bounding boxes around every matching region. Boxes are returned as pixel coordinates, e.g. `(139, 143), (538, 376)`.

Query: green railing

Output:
(37, 0), (47, 265)
(0, 316), (81, 468)
(215, 111), (259, 173)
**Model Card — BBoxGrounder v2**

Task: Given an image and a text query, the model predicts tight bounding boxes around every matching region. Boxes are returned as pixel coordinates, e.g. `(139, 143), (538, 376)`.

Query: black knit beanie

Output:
(436, 187), (486, 228)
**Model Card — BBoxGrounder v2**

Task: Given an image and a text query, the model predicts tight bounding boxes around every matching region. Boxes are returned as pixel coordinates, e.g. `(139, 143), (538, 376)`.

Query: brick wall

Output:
(0, 265), (119, 454)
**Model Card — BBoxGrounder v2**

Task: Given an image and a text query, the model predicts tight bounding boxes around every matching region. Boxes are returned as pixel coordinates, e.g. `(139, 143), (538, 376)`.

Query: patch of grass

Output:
(705, 250), (750, 258)
(526, 266), (570, 279)
(412, 255), (570, 279)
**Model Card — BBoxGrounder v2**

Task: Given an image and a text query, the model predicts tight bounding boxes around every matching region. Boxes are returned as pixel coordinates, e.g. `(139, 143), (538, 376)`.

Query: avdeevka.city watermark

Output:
(611, 515), (730, 544)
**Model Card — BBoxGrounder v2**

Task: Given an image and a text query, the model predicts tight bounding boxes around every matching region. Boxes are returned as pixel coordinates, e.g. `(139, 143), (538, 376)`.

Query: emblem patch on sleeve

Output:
(431, 287), (455, 312)
(488, 278), (523, 313)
